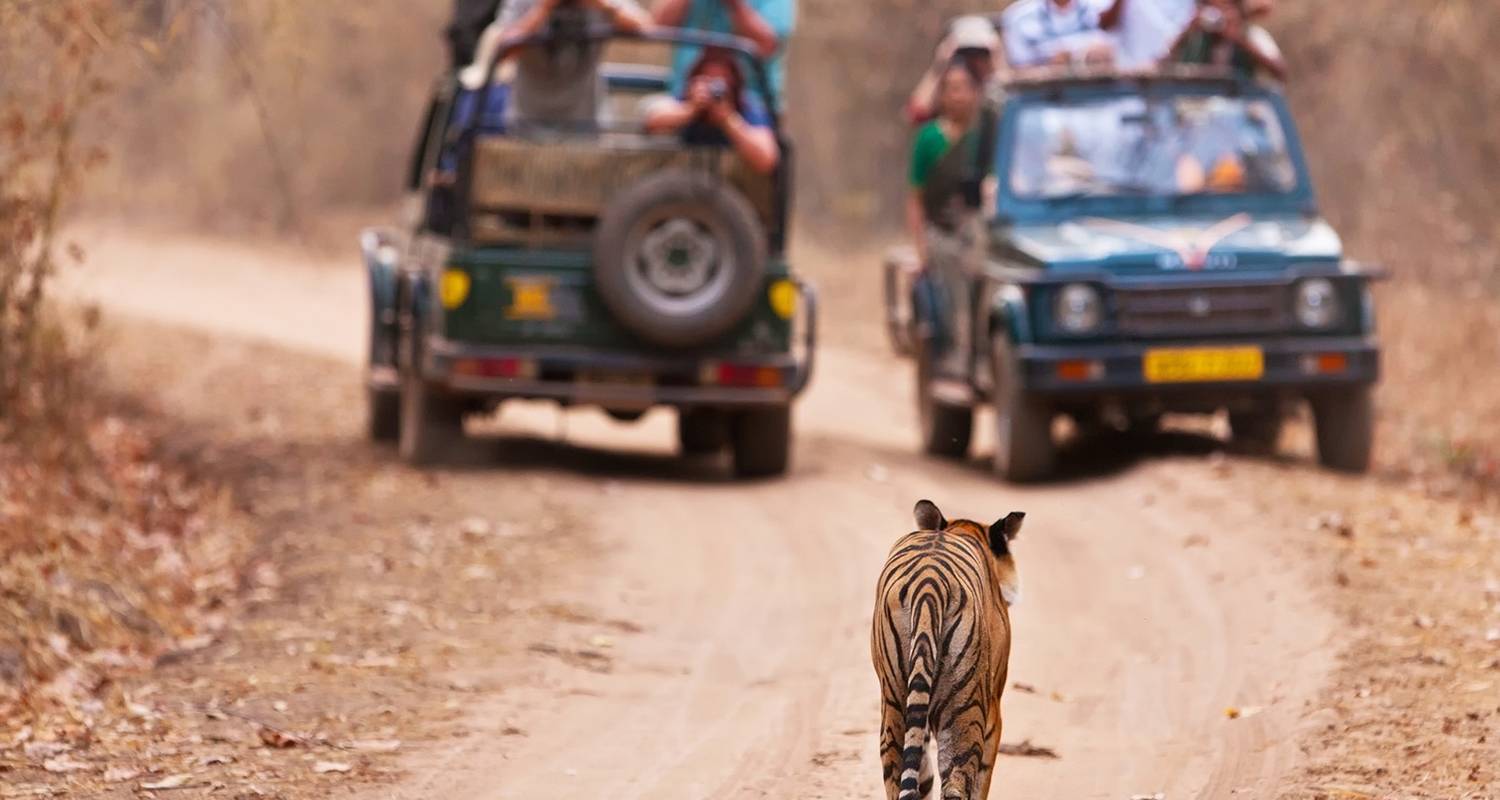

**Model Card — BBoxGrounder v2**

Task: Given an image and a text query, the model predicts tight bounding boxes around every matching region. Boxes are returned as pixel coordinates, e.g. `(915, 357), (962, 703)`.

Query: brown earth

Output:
(0, 229), (1474, 798)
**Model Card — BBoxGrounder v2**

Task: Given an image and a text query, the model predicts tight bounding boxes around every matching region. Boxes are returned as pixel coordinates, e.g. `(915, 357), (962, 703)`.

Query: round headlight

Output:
(1055, 283), (1103, 334)
(1295, 278), (1340, 328)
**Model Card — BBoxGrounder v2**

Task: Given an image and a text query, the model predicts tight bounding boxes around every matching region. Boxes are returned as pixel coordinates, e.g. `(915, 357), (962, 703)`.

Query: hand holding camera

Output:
(687, 75), (735, 125)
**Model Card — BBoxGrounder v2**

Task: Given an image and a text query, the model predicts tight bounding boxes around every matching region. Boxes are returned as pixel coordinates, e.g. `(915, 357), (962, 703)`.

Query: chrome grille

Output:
(1114, 283), (1289, 337)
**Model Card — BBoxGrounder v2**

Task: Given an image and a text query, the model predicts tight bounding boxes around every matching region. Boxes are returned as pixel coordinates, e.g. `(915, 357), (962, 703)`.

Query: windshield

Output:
(1007, 93), (1300, 201)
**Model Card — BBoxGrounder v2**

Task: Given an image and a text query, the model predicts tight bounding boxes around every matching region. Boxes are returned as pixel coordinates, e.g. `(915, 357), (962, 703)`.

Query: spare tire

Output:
(594, 169), (767, 348)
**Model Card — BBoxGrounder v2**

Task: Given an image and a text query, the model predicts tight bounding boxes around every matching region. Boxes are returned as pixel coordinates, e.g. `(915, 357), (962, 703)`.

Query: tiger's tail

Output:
(897, 582), (943, 800)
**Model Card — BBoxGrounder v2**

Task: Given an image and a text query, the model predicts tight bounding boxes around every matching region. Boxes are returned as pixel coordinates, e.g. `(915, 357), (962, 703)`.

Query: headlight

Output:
(1054, 283), (1103, 334)
(1295, 278), (1340, 328)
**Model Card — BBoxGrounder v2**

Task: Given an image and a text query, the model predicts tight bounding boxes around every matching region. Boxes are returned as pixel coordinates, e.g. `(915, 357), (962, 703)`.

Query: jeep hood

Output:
(1002, 214), (1343, 275)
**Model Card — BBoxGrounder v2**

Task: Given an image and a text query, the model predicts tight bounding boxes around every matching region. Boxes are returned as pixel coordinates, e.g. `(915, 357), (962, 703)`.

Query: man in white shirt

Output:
(1099, 0), (1197, 70)
(1001, 0), (1116, 69)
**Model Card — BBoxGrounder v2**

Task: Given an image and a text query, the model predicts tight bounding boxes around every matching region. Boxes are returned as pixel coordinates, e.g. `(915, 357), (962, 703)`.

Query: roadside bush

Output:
(0, 0), (117, 425)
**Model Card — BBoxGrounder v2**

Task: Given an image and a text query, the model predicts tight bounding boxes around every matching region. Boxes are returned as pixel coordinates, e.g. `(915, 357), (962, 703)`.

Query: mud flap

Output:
(912, 270), (950, 360)
(361, 228), (404, 377)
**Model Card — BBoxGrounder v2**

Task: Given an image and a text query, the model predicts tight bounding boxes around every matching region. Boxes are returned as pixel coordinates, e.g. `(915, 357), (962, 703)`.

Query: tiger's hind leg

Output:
(936, 732), (985, 800)
(879, 701), (905, 800)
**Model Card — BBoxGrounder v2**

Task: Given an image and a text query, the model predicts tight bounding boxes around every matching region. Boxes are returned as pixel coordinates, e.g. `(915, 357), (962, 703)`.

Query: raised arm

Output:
(498, 0), (560, 38)
(1099, 0), (1126, 30)
(652, 0), (692, 26)
(720, 0), (782, 58)
(590, 0), (652, 33)
(1237, 26), (1288, 82)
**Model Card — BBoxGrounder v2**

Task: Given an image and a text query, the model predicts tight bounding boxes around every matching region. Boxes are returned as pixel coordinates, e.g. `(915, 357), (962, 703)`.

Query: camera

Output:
(1197, 6), (1226, 33)
(705, 77), (729, 102)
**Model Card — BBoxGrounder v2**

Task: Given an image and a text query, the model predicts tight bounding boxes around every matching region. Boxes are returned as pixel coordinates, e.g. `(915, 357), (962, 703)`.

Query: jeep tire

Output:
(1229, 407), (1283, 453)
(992, 336), (1055, 482)
(678, 408), (729, 455)
(916, 346), (972, 458)
(368, 386), (401, 443)
(1312, 387), (1374, 473)
(595, 170), (767, 348)
(731, 405), (791, 478)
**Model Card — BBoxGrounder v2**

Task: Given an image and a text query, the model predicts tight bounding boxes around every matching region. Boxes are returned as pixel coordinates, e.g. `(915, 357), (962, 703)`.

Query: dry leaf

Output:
(141, 774), (193, 790)
(1224, 705), (1264, 720)
(103, 767), (142, 782)
(996, 740), (1059, 758)
(257, 726), (302, 748)
(313, 761), (352, 774)
(347, 739), (402, 753)
(42, 756), (90, 773)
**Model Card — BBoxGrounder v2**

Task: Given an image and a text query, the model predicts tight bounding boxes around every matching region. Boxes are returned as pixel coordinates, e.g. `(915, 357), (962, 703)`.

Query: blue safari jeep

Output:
(886, 68), (1381, 481)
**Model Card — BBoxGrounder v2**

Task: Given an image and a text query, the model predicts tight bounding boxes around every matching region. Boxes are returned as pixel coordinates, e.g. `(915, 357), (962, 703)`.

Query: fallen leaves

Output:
(140, 774), (192, 791)
(40, 757), (90, 774)
(346, 739), (401, 753)
(996, 740), (1059, 759)
(256, 726), (303, 749)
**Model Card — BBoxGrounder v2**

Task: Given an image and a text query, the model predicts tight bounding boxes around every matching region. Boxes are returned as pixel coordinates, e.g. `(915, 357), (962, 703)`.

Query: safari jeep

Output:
(361, 28), (815, 477)
(885, 68), (1381, 482)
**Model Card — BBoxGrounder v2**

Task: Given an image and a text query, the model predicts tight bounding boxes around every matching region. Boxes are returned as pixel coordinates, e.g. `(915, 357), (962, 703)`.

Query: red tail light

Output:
(452, 357), (537, 379)
(702, 362), (784, 388)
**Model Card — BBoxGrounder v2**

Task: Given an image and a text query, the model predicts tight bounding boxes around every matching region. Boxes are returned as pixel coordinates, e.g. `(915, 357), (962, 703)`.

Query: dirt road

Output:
(66, 228), (1339, 799)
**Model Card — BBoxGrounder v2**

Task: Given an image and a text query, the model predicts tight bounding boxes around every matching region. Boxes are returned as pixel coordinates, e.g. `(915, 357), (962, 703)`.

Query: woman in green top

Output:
(906, 61), (983, 265)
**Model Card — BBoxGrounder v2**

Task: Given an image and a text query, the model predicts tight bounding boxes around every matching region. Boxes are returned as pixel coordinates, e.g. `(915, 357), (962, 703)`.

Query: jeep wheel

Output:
(1229, 408), (1283, 453)
(916, 348), (972, 458)
(594, 170), (767, 348)
(368, 386), (400, 443)
(1312, 387), (1374, 473)
(678, 408), (729, 455)
(731, 406), (791, 478)
(398, 371), (465, 466)
(991, 337), (1055, 482)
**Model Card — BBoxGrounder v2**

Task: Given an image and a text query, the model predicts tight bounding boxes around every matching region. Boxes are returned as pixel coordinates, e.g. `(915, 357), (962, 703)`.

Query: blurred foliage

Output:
(0, 0), (117, 421)
(89, 0), (445, 236)
(1271, 2), (1500, 482)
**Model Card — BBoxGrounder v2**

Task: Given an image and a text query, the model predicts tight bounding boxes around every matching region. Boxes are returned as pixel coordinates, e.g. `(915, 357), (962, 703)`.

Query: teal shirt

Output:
(669, 0), (796, 108)
(909, 121), (953, 189)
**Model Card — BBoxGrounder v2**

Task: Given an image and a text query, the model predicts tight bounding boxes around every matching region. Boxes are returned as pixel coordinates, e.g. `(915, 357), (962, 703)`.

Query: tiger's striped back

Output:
(871, 501), (1023, 800)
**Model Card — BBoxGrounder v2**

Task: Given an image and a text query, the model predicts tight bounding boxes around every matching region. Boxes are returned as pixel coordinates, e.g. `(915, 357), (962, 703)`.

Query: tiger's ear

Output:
(914, 500), (946, 531)
(988, 512), (1025, 554)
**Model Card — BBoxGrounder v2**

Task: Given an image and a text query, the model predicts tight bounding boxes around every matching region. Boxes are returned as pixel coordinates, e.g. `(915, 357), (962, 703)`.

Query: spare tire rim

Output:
(624, 205), (735, 318)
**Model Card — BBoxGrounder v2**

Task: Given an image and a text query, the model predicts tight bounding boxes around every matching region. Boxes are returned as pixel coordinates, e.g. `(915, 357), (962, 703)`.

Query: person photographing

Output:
(1168, 0), (1285, 82)
(644, 48), (781, 174)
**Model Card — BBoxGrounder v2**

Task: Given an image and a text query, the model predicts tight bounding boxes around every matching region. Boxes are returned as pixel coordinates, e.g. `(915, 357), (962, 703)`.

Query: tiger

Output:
(871, 499), (1025, 800)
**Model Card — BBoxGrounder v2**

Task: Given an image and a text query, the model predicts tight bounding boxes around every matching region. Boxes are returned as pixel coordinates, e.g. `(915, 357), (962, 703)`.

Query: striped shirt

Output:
(1001, 0), (1114, 68)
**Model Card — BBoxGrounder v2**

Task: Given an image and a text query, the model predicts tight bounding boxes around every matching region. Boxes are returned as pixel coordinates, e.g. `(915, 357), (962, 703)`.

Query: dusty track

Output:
(66, 229), (1338, 799)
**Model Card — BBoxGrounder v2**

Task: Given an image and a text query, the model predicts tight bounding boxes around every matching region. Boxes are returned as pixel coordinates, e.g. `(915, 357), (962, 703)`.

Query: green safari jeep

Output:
(361, 27), (815, 477)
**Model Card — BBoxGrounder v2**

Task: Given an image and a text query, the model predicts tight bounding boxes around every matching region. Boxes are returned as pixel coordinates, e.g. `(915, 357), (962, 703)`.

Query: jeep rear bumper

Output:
(373, 281), (818, 410)
(1017, 335), (1379, 396)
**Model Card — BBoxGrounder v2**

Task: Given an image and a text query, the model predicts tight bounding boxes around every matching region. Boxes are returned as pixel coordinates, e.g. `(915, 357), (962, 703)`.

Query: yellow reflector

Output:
(439, 269), (471, 310)
(768, 279), (798, 320)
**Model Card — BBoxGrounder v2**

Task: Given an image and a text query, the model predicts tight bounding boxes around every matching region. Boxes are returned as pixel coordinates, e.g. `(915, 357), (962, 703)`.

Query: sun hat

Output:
(946, 15), (1002, 54)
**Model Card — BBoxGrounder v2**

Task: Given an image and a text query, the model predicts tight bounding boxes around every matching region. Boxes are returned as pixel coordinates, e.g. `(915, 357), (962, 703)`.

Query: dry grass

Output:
(1270, 2), (1500, 485)
(86, 0), (444, 241)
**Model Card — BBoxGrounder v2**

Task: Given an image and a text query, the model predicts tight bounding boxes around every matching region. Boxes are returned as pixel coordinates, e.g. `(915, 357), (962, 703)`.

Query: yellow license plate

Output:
(1143, 347), (1264, 383)
(505, 277), (555, 320)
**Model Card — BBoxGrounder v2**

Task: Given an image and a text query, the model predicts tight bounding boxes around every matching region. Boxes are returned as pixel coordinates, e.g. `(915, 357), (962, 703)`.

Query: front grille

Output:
(1114, 283), (1290, 337)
